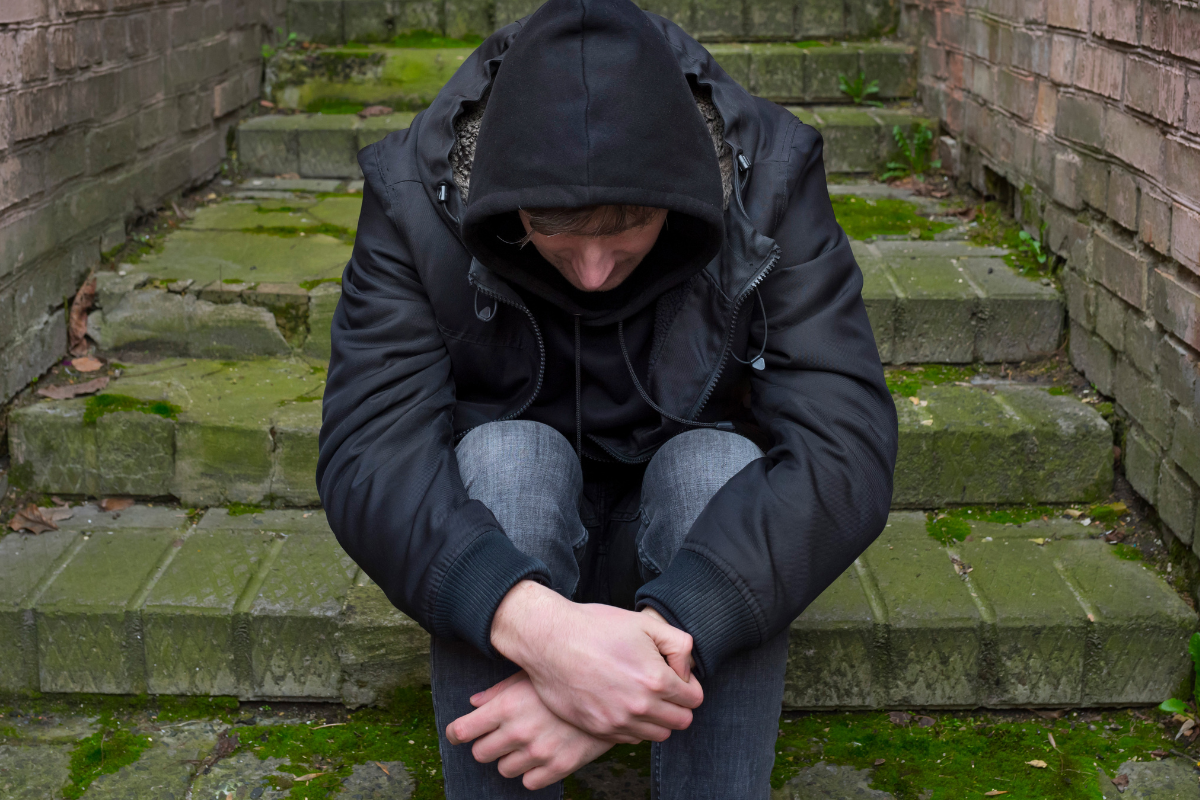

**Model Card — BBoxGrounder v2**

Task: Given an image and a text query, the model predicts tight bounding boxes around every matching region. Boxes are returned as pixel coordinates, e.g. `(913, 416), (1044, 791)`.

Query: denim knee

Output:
(456, 420), (587, 596)
(637, 429), (764, 579)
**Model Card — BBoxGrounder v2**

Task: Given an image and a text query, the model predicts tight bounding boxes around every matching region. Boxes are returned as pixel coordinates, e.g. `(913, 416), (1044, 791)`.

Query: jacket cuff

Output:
(431, 528), (550, 658)
(635, 549), (761, 679)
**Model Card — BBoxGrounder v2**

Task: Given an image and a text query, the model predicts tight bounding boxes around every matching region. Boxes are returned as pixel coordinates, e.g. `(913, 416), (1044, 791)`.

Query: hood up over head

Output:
(460, 0), (726, 323)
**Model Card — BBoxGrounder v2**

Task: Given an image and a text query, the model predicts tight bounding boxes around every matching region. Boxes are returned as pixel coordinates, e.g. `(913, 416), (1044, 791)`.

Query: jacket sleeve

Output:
(317, 144), (550, 657)
(635, 121), (898, 678)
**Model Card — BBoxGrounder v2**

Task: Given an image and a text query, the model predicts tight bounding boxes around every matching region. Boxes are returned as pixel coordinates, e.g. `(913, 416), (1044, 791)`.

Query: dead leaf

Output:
(260, 99), (276, 108)
(71, 356), (104, 372)
(916, 716), (936, 728)
(1103, 530), (1127, 544)
(376, 761), (390, 775)
(984, 791), (1008, 796)
(874, 759), (886, 766)
(950, 556), (973, 576)
(1150, 749), (1167, 759)
(171, 201), (190, 221)
(68, 273), (97, 357)
(36, 376), (109, 399)
(194, 729), (239, 770)
(1176, 719), (1195, 740)
(99, 497), (134, 512)
(1028, 537), (1047, 546)
(1048, 732), (1058, 750)
(1032, 708), (1066, 720)
(8, 504), (59, 534)
(358, 104), (394, 118)
(295, 773), (324, 782)
(908, 396), (920, 405)
(1064, 509), (1083, 518)
(46, 507), (74, 522)
(1111, 773), (1129, 791)
(888, 711), (912, 726)
(1026, 759), (1047, 768)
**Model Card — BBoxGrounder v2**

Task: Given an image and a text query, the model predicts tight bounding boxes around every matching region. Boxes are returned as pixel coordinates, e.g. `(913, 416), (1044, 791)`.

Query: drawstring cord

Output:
(617, 321), (735, 432)
(730, 289), (768, 371)
(574, 315), (582, 459)
(437, 183), (461, 226)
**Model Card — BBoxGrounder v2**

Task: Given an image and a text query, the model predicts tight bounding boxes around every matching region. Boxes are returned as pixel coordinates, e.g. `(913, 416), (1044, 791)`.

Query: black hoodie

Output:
(318, 0), (898, 680)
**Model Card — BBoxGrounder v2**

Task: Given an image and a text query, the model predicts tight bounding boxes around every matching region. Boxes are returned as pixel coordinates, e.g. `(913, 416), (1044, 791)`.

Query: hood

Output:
(458, 0), (726, 324)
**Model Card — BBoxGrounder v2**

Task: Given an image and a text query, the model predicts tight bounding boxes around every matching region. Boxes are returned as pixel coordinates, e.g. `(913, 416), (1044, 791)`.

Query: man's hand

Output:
(490, 580), (703, 743)
(446, 671), (612, 790)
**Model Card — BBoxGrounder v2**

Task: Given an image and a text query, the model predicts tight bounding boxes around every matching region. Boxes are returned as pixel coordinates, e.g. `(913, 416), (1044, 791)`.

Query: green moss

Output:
(967, 202), (1055, 280)
(82, 394), (181, 425)
(772, 709), (1172, 798)
(241, 223), (355, 244)
(257, 206), (309, 214)
(831, 195), (955, 241)
(305, 97), (366, 115)
(927, 505), (1065, 542)
(1048, 386), (1073, 396)
(1088, 502), (1126, 524)
(153, 695), (238, 722)
(387, 29), (484, 48)
(926, 514), (972, 545)
(63, 726), (152, 798)
(885, 364), (982, 397)
(227, 502), (265, 517)
(1111, 543), (1144, 561)
(298, 277), (343, 291)
(792, 39), (827, 48)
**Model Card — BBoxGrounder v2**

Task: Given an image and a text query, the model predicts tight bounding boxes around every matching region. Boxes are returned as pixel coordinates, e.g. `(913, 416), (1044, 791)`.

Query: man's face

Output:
(518, 208), (669, 292)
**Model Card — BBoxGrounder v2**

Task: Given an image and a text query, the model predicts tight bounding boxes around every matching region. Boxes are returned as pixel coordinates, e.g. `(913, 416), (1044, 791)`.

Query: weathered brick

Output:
(0, 150), (45, 213)
(85, 115), (138, 175)
(18, 28), (49, 82)
(1125, 312), (1160, 372)
(127, 13), (149, 58)
(101, 16), (125, 63)
(1165, 138), (1200, 206)
(0, 0), (46, 24)
(938, 8), (965, 44)
(74, 17), (102, 67)
(1074, 43), (1123, 100)
(50, 26), (75, 72)
(1106, 168), (1137, 231)
(1063, 268), (1095, 331)
(996, 68), (1035, 119)
(0, 32), (18, 88)
(169, 3), (204, 48)
(1070, 320), (1116, 395)
(1186, 72), (1200, 136)
(1053, 150), (1082, 210)
(1094, 230), (1149, 309)
(1124, 57), (1185, 125)
(1158, 334), (1200, 408)
(1175, 409), (1200, 486)
(1077, 154), (1108, 210)
(1055, 92), (1103, 148)
(1163, 2), (1200, 63)
(44, 129), (85, 188)
(1125, 425), (1161, 504)
(1092, 0), (1137, 44)
(1173, 204), (1200, 276)
(1140, 190), (1172, 256)
(1105, 110), (1163, 179)
(1115, 357), (1173, 446)
(1047, 0), (1087, 30)
(213, 77), (242, 118)
(11, 84), (67, 141)
(1151, 268), (1200, 351)
(1094, 285), (1126, 350)
(1159, 464), (1197, 545)
(1031, 81), (1056, 131)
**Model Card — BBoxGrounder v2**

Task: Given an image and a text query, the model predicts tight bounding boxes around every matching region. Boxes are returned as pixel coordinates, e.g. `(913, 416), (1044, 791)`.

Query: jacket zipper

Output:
(689, 246), (781, 421)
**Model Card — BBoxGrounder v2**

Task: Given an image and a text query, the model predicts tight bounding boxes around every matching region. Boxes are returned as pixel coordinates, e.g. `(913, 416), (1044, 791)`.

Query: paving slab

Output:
(127, 229), (350, 288)
(0, 530), (81, 692)
(338, 760), (414, 799)
(1101, 759), (1200, 800)
(187, 751), (292, 800)
(0, 743), (73, 800)
(775, 762), (894, 799)
(82, 723), (216, 800)
(338, 572), (431, 707)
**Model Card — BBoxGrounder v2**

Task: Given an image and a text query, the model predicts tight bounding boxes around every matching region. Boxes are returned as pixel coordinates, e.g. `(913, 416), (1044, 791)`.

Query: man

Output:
(317, 0), (898, 795)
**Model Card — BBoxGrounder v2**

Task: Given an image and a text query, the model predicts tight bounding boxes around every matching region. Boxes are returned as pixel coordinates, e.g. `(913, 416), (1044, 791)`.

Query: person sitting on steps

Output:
(317, 0), (898, 795)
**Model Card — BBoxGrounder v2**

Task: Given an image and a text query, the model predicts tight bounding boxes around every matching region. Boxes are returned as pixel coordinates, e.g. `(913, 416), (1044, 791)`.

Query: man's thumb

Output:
(645, 621), (694, 683)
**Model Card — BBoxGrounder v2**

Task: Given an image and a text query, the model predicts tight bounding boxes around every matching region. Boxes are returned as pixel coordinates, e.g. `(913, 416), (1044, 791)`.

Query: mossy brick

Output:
(959, 257), (1064, 362)
(337, 573), (431, 707)
(0, 531), (80, 692)
(1053, 540), (1197, 704)
(357, 112), (417, 149)
(299, 114), (361, 179)
(270, 401), (323, 505)
(847, 0), (899, 37)
(304, 282), (342, 360)
(784, 564), (879, 710)
(92, 409), (177, 497)
(862, 44), (915, 99)
(956, 538), (1087, 706)
(807, 107), (882, 173)
(90, 290), (190, 354)
(706, 45), (753, 88)
(287, 0), (344, 44)
(8, 400), (91, 494)
(35, 528), (177, 693)
(141, 530), (275, 695)
(862, 526), (982, 707)
(197, 280), (250, 305)
(854, 241), (897, 363)
(747, 0), (795, 40)
(236, 115), (302, 176)
(94, 270), (151, 310)
(994, 386), (1113, 503)
(691, 0), (745, 40)
(748, 45), (806, 100)
(245, 531), (358, 698)
(199, 507), (332, 533)
(892, 385), (1028, 506)
(798, 0), (844, 36)
(135, 229), (351, 287)
(187, 198), (319, 231)
(805, 47), (860, 102)
(887, 256), (978, 363)
(244, 282), (311, 346)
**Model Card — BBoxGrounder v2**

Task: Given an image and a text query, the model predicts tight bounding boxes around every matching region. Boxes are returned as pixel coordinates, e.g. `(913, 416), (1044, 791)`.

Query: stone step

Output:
(86, 187), (1061, 365)
(286, 0), (900, 45)
(1, 507), (1190, 706)
(262, 41), (916, 113)
(7, 358), (1111, 507)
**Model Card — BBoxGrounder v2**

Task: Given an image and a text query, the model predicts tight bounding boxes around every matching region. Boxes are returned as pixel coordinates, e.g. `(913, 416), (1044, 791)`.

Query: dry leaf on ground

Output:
(873, 759), (886, 766)
(36, 376), (109, 400)
(295, 773), (324, 782)
(71, 356), (103, 372)
(950, 556), (973, 576)
(359, 105), (394, 117)
(376, 762), (390, 775)
(1026, 759), (1047, 768)
(1028, 537), (1047, 546)
(888, 711), (912, 726)
(99, 497), (135, 512)
(916, 716), (937, 728)
(68, 274), (97, 357)
(8, 504), (60, 534)
(984, 791), (1008, 796)
(1111, 773), (1129, 791)
(1064, 509), (1083, 518)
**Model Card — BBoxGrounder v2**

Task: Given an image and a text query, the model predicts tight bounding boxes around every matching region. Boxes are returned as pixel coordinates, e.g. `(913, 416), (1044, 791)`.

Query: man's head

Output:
(518, 205), (668, 292)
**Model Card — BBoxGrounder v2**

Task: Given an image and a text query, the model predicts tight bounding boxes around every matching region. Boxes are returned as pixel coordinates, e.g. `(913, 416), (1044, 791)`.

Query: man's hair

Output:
(520, 204), (661, 245)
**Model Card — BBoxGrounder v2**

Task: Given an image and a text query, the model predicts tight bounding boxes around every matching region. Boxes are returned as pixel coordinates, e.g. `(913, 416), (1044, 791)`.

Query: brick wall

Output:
(907, 0), (1200, 553)
(0, 0), (281, 404)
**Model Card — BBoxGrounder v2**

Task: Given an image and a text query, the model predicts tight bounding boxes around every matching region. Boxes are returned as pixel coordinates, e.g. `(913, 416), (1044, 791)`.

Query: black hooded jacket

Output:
(317, 0), (899, 679)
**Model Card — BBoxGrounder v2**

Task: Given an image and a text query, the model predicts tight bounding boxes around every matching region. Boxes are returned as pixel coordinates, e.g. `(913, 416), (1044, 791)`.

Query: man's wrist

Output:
(490, 579), (560, 664)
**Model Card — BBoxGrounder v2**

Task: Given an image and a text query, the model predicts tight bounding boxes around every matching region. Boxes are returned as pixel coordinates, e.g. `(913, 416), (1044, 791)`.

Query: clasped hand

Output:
(444, 580), (703, 789)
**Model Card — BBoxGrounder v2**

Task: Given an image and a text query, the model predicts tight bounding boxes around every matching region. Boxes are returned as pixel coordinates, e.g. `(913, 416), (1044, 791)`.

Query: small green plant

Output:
(838, 72), (882, 107)
(262, 29), (298, 60)
(881, 124), (941, 182)
(1159, 632), (1200, 713)
(1017, 224), (1049, 266)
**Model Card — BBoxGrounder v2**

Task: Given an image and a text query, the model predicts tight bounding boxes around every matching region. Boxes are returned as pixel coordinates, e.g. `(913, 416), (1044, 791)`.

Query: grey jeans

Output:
(434, 420), (789, 799)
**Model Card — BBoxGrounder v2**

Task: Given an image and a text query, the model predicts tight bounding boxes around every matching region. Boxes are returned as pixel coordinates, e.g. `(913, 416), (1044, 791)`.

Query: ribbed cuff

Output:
(431, 529), (550, 658)
(635, 549), (761, 679)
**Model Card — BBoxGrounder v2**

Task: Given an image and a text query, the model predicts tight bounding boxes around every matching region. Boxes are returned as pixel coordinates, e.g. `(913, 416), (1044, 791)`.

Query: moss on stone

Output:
(925, 513), (972, 544)
(226, 502), (265, 517)
(305, 97), (365, 115)
(63, 725), (152, 798)
(1111, 543), (1144, 561)
(772, 709), (1173, 797)
(299, 277), (342, 291)
(387, 29), (483, 48)
(831, 194), (955, 241)
(153, 695), (239, 722)
(926, 505), (1067, 543)
(82, 394), (181, 425)
(885, 364), (982, 397)
(241, 223), (355, 244)
(968, 201), (1055, 281)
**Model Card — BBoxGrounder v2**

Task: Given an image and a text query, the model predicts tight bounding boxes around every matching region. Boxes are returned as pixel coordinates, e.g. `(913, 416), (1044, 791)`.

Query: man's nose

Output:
(574, 243), (617, 291)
